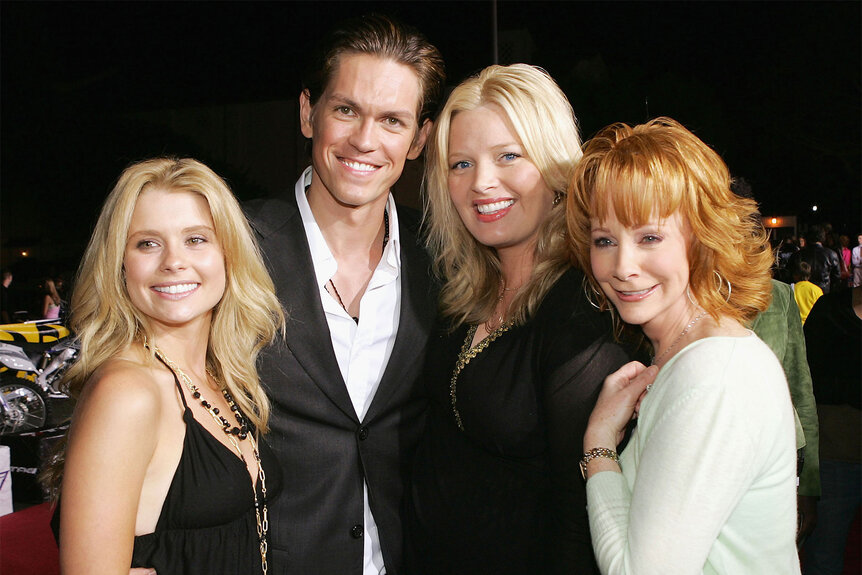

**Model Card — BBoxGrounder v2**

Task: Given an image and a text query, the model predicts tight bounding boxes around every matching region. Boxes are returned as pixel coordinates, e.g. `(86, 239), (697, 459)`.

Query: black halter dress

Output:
(130, 364), (282, 574)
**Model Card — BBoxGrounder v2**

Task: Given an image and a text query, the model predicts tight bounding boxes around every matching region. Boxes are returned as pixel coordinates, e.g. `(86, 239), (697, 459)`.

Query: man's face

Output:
(300, 53), (430, 212)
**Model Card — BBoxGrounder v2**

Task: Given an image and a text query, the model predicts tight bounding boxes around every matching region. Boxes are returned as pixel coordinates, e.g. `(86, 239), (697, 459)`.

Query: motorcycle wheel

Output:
(0, 373), (50, 435)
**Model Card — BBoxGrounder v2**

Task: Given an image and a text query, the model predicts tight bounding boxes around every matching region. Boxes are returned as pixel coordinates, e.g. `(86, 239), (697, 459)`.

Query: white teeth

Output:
(476, 200), (514, 214)
(342, 160), (377, 172)
(620, 288), (650, 296)
(153, 283), (198, 295)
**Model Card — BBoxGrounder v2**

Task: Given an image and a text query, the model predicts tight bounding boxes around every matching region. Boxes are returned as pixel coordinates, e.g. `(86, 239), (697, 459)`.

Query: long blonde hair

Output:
(44, 157), (284, 494)
(424, 64), (582, 327)
(567, 118), (773, 327)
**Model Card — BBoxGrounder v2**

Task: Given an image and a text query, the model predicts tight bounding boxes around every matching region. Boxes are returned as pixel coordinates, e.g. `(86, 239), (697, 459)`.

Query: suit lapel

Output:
(364, 218), (435, 422)
(252, 193), (358, 421)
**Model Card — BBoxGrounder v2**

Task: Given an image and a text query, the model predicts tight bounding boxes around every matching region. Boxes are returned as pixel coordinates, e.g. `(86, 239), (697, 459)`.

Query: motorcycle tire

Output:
(0, 372), (50, 435)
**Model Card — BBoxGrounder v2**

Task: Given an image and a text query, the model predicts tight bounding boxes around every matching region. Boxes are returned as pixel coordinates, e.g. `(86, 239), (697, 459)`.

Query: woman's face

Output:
(446, 104), (554, 262)
(123, 188), (226, 335)
(590, 207), (693, 339)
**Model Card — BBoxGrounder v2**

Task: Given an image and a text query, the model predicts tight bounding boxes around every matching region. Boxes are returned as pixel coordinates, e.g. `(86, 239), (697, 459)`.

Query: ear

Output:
(299, 89), (314, 139)
(407, 118), (432, 161)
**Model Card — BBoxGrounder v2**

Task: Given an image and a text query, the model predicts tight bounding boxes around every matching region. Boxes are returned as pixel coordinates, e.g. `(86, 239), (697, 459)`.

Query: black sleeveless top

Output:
(130, 365), (282, 574)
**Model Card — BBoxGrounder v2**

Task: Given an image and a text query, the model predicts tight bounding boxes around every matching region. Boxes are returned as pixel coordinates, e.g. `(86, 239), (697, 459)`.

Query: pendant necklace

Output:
(328, 209), (389, 324)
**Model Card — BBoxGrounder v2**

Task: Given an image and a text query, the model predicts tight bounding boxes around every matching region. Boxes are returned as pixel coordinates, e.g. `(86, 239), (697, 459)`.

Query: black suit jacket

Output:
(245, 190), (436, 575)
(789, 244), (842, 293)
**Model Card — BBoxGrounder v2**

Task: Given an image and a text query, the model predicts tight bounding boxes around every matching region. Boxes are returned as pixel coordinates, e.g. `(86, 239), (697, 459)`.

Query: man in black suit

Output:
(245, 15), (445, 575)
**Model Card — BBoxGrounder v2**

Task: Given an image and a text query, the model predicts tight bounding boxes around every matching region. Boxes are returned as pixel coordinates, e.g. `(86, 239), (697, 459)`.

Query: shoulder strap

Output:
(153, 353), (190, 410)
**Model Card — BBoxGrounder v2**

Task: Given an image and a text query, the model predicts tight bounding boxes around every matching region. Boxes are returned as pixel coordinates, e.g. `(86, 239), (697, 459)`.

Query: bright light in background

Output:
(771, 218), (778, 225)
(812, 205), (818, 212)
(20, 251), (28, 257)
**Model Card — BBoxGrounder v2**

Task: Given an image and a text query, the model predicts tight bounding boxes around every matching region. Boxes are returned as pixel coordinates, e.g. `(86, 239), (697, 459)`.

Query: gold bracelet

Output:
(580, 447), (619, 480)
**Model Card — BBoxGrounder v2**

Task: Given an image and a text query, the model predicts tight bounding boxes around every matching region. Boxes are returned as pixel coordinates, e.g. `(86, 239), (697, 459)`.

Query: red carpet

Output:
(0, 502), (59, 575)
(0, 501), (857, 574)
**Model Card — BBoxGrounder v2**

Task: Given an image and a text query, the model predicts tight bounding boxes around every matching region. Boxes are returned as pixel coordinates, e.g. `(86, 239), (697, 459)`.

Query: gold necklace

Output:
(449, 321), (514, 431)
(484, 280), (520, 332)
(144, 339), (270, 575)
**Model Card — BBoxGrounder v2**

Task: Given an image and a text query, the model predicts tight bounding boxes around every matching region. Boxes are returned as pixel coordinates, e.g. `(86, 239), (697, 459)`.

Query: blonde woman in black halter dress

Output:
(44, 158), (284, 575)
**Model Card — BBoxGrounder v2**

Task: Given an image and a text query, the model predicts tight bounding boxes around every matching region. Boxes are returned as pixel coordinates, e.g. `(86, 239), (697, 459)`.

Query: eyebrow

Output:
(329, 94), (416, 122)
(127, 225), (215, 238)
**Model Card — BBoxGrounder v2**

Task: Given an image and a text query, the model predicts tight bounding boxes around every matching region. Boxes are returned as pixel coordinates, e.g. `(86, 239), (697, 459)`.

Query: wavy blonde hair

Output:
(44, 157), (284, 494)
(567, 117), (773, 328)
(424, 64), (582, 327)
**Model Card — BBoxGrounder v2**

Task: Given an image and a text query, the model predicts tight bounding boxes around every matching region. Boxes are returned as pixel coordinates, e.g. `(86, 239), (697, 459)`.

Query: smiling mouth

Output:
(153, 283), (199, 295)
(618, 288), (651, 296)
(340, 158), (379, 172)
(476, 199), (514, 215)
(614, 285), (657, 300)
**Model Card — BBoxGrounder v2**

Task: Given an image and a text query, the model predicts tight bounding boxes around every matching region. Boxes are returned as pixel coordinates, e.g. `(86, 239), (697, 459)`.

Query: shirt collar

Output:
(295, 166), (401, 288)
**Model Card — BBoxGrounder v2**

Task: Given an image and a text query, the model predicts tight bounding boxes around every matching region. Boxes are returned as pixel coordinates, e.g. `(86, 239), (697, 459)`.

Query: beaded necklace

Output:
(144, 339), (270, 575)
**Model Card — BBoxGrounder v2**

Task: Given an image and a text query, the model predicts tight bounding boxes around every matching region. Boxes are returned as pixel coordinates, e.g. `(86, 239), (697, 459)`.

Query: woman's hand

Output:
(584, 361), (658, 452)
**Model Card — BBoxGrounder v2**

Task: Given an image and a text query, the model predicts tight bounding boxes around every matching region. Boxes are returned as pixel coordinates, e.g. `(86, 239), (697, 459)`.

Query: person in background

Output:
(837, 235), (851, 287)
(1, 270), (12, 323)
(789, 226), (841, 294)
(777, 235), (800, 283)
(731, 178), (821, 542)
(569, 118), (800, 574)
(42, 278), (62, 320)
(407, 63), (628, 575)
(850, 234), (862, 287)
(750, 275), (821, 544)
(801, 286), (861, 574)
(792, 260), (824, 325)
(45, 157), (285, 575)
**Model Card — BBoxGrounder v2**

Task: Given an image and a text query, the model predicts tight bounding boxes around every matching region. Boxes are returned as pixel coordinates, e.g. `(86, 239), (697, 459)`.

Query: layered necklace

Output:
(328, 209), (390, 324)
(144, 339), (270, 575)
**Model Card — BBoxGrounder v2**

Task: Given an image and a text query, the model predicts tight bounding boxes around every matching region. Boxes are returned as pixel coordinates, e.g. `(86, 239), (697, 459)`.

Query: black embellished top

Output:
(406, 267), (630, 575)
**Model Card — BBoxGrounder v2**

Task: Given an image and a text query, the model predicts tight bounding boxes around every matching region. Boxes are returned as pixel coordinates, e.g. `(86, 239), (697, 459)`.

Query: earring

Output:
(553, 191), (564, 207)
(584, 278), (605, 310)
(713, 270), (732, 302)
(686, 285), (697, 306)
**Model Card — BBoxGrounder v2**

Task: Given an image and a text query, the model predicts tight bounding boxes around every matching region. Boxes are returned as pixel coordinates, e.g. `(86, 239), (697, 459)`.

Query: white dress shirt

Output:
(295, 166), (401, 575)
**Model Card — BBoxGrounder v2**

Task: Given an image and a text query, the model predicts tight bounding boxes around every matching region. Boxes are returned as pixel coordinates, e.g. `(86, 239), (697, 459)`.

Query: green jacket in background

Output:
(751, 279), (821, 496)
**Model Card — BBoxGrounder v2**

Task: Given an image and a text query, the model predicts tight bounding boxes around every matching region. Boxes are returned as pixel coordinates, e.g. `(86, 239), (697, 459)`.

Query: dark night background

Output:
(2, 1), (860, 313)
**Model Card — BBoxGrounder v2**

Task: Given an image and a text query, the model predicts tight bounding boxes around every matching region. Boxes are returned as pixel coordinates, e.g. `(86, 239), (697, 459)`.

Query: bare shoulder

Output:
(74, 353), (167, 427)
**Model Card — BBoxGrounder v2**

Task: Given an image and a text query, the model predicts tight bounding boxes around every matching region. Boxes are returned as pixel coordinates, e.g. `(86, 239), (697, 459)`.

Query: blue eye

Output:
(501, 152), (520, 161)
(450, 160), (472, 170)
(592, 237), (614, 248)
(642, 234), (662, 244)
